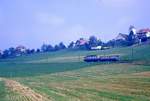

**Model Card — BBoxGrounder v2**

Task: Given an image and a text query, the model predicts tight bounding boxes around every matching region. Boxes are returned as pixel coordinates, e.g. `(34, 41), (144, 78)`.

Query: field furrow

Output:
(2, 78), (50, 101)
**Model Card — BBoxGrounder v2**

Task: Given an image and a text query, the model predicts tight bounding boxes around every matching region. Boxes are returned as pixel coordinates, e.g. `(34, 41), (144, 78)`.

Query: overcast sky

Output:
(0, 0), (150, 49)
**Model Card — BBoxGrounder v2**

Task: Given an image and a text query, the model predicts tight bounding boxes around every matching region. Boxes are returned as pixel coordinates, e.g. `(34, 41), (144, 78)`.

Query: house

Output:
(115, 33), (128, 41)
(75, 38), (88, 46)
(137, 28), (150, 42)
(91, 46), (102, 50)
(15, 45), (27, 56)
(16, 45), (27, 53)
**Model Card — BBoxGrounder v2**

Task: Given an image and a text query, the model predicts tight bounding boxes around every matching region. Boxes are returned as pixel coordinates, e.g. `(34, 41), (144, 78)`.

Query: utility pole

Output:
(78, 53), (80, 62)
(131, 47), (134, 61)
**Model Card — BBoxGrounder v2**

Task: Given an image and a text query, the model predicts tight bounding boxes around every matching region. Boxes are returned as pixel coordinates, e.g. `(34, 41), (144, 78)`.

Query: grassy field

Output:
(0, 80), (7, 101)
(0, 45), (150, 101)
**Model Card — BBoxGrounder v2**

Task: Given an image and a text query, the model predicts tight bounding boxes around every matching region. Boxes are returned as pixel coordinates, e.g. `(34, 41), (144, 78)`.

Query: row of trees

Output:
(0, 47), (37, 59)
(0, 26), (142, 59)
(41, 42), (66, 52)
(41, 36), (103, 52)
(0, 36), (102, 59)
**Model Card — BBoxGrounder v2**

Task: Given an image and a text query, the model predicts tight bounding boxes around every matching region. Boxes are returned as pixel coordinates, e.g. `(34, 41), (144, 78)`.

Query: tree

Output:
(127, 30), (136, 46)
(2, 49), (9, 58)
(89, 36), (98, 47)
(58, 42), (66, 49)
(97, 39), (103, 46)
(36, 48), (40, 53)
(26, 49), (31, 54)
(41, 44), (48, 52)
(54, 45), (59, 51)
(106, 40), (115, 47)
(115, 40), (129, 47)
(8, 47), (16, 56)
(68, 41), (74, 49)
(26, 49), (35, 54)
(127, 25), (140, 46)
(30, 49), (35, 53)
(47, 44), (54, 51)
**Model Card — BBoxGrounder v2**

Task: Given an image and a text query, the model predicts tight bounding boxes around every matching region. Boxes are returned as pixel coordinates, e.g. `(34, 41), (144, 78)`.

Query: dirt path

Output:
(2, 78), (50, 101)
(132, 71), (150, 77)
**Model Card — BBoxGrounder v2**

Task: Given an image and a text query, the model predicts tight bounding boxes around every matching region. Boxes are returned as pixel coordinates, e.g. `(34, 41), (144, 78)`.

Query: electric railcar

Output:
(84, 55), (119, 62)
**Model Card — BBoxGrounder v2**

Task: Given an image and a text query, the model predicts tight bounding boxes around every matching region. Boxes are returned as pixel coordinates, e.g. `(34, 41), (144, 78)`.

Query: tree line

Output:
(0, 26), (149, 59)
(0, 35), (103, 59)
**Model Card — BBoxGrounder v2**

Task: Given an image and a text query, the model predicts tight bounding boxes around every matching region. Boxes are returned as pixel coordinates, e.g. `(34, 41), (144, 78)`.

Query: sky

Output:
(0, 0), (150, 50)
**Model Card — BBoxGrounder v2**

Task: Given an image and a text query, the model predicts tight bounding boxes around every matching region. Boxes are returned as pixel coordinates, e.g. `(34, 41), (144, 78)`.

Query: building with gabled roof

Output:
(137, 28), (150, 42)
(16, 45), (27, 56)
(115, 33), (128, 41)
(75, 38), (88, 46)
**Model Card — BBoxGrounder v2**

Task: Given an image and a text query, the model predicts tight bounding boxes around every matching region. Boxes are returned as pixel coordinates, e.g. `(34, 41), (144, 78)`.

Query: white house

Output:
(146, 32), (150, 38)
(129, 25), (136, 35)
(16, 45), (27, 53)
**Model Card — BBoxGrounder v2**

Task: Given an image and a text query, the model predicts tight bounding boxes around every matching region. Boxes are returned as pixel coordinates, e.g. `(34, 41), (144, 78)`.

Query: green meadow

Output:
(0, 44), (150, 101)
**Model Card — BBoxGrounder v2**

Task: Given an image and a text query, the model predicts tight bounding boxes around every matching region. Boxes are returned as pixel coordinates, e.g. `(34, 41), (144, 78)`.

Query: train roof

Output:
(85, 54), (120, 57)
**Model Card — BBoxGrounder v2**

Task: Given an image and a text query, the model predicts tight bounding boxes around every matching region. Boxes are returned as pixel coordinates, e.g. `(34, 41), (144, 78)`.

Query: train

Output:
(84, 55), (120, 62)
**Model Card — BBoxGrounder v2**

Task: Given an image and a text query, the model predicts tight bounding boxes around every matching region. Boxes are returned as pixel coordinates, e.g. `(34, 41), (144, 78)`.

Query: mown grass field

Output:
(0, 44), (150, 101)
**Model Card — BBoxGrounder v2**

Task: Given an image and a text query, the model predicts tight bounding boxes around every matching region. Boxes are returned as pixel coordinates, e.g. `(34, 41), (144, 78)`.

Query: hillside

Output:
(0, 44), (150, 101)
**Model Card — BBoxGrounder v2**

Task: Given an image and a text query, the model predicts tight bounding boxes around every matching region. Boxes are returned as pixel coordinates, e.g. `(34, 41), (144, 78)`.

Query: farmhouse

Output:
(16, 45), (26, 53)
(15, 45), (27, 56)
(137, 28), (150, 42)
(75, 38), (88, 46)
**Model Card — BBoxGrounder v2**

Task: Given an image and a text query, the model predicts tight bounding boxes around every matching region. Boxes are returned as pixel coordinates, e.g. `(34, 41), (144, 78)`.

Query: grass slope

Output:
(0, 80), (7, 101)
(0, 44), (150, 101)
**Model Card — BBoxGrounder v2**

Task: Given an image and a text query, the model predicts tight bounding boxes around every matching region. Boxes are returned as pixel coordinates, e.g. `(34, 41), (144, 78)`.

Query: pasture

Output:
(0, 45), (150, 101)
